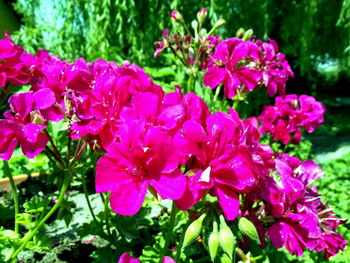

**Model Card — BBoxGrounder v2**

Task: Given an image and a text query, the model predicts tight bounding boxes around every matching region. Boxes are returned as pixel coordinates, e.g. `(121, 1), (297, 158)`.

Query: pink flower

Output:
(175, 109), (272, 220)
(118, 253), (176, 263)
(0, 32), (37, 88)
(0, 89), (55, 160)
(259, 94), (326, 144)
(256, 38), (294, 96)
(260, 154), (347, 258)
(96, 121), (186, 215)
(203, 38), (262, 98)
(70, 63), (164, 150)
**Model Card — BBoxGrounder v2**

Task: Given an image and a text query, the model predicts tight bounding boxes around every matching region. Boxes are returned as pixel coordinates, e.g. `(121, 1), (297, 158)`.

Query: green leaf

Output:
(90, 246), (114, 263)
(23, 197), (50, 214)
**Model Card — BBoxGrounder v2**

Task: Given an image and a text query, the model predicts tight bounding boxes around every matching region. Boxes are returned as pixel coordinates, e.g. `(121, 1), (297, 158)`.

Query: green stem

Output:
(3, 161), (19, 233)
(232, 97), (240, 110)
(159, 201), (178, 262)
(81, 174), (99, 224)
(187, 73), (194, 93)
(213, 85), (222, 103)
(100, 193), (112, 238)
(7, 171), (72, 261)
(44, 129), (64, 164)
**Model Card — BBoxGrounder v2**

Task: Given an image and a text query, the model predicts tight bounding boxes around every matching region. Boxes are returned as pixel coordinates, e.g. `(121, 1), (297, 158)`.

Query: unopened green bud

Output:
(208, 221), (219, 261)
(207, 19), (226, 36)
(191, 20), (198, 32)
(242, 29), (253, 41)
(238, 217), (260, 244)
(236, 28), (245, 38)
(219, 215), (235, 259)
(214, 19), (226, 29)
(183, 214), (206, 248)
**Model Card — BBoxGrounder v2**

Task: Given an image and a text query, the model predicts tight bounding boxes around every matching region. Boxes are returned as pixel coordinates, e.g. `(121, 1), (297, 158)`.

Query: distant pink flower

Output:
(203, 38), (262, 98)
(255, 38), (294, 96)
(96, 121), (185, 215)
(259, 94), (326, 144)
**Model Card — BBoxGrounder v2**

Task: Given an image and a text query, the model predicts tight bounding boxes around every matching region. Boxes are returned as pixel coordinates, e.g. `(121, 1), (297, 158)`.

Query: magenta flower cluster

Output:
(247, 154), (347, 258)
(203, 37), (294, 98)
(0, 24), (346, 261)
(259, 94), (326, 144)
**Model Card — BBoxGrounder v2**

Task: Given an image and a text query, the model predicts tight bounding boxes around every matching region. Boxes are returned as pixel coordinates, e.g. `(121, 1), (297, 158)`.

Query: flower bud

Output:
(191, 20), (198, 32)
(236, 28), (245, 38)
(219, 215), (235, 259)
(242, 29), (253, 41)
(238, 217), (260, 244)
(197, 8), (207, 24)
(183, 213), (206, 248)
(208, 221), (219, 261)
(213, 19), (226, 29)
(171, 11), (183, 23)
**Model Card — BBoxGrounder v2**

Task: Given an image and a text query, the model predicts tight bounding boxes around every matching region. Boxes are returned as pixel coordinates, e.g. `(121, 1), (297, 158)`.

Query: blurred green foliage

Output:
(6, 0), (350, 83)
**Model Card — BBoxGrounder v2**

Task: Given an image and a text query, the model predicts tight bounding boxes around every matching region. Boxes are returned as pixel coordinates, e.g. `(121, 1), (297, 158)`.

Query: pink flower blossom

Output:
(203, 38), (262, 98)
(175, 109), (273, 220)
(259, 94), (326, 144)
(260, 154), (347, 258)
(255, 38), (294, 96)
(0, 32), (37, 88)
(96, 121), (186, 215)
(0, 89), (55, 160)
(70, 63), (164, 150)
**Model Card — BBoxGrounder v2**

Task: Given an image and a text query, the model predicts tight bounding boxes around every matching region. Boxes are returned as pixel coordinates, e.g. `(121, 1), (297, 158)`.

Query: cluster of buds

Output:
(154, 8), (224, 74)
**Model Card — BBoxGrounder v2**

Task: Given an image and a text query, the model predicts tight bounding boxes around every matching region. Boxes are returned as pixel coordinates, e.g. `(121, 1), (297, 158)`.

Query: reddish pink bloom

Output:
(175, 109), (272, 220)
(0, 32), (37, 88)
(0, 89), (55, 160)
(259, 94), (326, 144)
(203, 38), (262, 98)
(96, 121), (185, 215)
(260, 154), (347, 258)
(255, 38), (294, 96)
(70, 63), (164, 149)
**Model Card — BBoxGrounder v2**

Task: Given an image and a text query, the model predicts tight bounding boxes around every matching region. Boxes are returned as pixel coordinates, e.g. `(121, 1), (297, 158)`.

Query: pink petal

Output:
(33, 88), (56, 110)
(162, 256), (176, 263)
(20, 132), (48, 159)
(215, 185), (240, 220)
(8, 92), (33, 118)
(110, 179), (148, 215)
(95, 153), (133, 193)
(150, 169), (186, 200)
(118, 252), (140, 263)
(203, 67), (226, 89)
(22, 123), (46, 143)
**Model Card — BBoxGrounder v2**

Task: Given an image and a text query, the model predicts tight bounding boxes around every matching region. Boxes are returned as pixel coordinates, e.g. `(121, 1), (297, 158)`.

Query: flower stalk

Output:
(159, 201), (178, 262)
